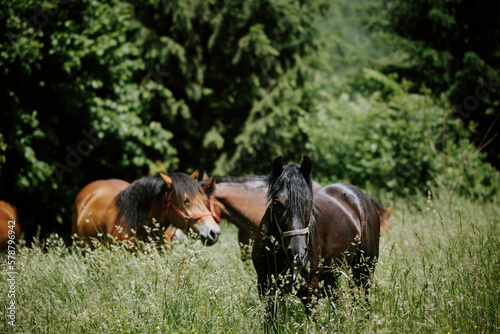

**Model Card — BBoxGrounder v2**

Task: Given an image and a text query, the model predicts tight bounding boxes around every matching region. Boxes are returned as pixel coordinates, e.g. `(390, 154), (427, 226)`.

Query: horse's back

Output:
(0, 201), (20, 250)
(313, 183), (380, 260)
(72, 179), (130, 239)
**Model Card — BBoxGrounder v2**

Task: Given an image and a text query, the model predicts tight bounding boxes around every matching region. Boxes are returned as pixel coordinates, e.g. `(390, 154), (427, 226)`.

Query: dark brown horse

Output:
(72, 172), (220, 245)
(252, 156), (380, 312)
(0, 201), (21, 251)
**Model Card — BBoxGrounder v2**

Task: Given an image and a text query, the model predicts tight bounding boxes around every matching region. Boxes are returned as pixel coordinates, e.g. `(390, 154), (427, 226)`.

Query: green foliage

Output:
(130, 0), (331, 175)
(0, 0), (177, 233)
(304, 70), (499, 199)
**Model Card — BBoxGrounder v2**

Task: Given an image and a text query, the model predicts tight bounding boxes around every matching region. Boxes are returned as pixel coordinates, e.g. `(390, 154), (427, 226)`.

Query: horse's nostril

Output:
(209, 229), (219, 240)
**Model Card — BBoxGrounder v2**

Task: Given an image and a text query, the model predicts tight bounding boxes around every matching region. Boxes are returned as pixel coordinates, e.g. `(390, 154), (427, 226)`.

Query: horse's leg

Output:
(256, 274), (281, 327)
(299, 272), (338, 317)
(296, 286), (314, 316)
(321, 271), (341, 312)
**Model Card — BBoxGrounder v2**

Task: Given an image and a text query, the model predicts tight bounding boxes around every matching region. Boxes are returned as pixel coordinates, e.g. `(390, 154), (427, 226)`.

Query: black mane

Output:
(266, 163), (314, 225)
(114, 173), (203, 233)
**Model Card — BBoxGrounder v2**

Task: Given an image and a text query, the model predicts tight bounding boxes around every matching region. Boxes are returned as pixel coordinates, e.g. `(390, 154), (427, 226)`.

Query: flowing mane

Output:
(114, 173), (204, 232)
(266, 163), (314, 219)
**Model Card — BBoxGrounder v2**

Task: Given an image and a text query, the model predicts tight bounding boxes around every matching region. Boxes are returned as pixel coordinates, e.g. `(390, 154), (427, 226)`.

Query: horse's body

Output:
(72, 179), (130, 240)
(0, 201), (21, 250)
(72, 172), (220, 245)
(305, 184), (380, 290)
(252, 157), (380, 312)
(210, 177), (269, 247)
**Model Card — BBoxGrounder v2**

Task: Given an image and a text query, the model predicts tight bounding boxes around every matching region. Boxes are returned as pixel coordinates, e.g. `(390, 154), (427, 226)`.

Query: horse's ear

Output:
(160, 173), (173, 188)
(203, 177), (216, 195)
(202, 172), (209, 180)
(190, 170), (199, 179)
(385, 206), (393, 219)
(272, 156), (283, 177)
(300, 155), (312, 178)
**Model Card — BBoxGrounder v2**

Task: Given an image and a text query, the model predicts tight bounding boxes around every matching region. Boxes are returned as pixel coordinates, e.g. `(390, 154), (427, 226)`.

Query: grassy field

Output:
(1, 193), (499, 333)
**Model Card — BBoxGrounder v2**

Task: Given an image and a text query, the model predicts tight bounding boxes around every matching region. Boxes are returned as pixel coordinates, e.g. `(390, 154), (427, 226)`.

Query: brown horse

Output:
(72, 172), (221, 245)
(164, 176), (219, 243)
(0, 201), (21, 251)
(252, 156), (380, 313)
(368, 196), (393, 233)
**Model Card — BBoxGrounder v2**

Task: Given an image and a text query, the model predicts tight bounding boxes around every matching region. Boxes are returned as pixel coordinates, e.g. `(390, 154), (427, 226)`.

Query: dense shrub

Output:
(304, 70), (499, 199)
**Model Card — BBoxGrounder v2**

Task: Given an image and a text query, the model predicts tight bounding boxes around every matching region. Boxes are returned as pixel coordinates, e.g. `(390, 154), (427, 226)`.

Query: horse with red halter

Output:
(0, 201), (21, 251)
(164, 176), (219, 243)
(252, 156), (380, 313)
(72, 171), (220, 246)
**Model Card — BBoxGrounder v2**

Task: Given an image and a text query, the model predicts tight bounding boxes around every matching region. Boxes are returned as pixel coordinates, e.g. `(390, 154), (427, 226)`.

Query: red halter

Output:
(165, 191), (213, 241)
(209, 192), (221, 224)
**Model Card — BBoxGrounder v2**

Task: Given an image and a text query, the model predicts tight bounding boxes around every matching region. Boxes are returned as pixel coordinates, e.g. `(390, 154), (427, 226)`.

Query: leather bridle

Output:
(270, 202), (309, 253)
(208, 192), (221, 224)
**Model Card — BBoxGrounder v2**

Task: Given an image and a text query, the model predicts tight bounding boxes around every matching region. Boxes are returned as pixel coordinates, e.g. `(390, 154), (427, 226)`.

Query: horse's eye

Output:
(184, 198), (190, 205)
(273, 200), (282, 208)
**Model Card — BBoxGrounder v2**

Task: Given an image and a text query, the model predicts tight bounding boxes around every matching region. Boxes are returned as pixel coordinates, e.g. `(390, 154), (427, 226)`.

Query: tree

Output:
(369, 0), (500, 166)
(131, 0), (330, 174)
(0, 0), (176, 239)
(0, 0), (331, 239)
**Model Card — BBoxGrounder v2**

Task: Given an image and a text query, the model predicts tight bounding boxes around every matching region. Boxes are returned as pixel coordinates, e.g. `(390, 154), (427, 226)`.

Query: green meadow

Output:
(1, 194), (499, 333)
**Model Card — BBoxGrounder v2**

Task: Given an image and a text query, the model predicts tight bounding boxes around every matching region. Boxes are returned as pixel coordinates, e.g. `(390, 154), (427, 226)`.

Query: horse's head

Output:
(267, 156), (313, 267)
(160, 172), (221, 245)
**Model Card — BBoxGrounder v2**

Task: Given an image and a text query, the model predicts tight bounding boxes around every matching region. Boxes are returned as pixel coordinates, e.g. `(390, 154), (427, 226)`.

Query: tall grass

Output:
(1, 194), (499, 333)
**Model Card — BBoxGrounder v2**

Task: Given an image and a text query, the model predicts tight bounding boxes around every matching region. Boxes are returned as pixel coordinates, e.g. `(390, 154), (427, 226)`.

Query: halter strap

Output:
(270, 204), (310, 258)
(165, 192), (213, 234)
(271, 204), (310, 239)
(169, 227), (177, 242)
(209, 193), (221, 223)
(282, 227), (309, 238)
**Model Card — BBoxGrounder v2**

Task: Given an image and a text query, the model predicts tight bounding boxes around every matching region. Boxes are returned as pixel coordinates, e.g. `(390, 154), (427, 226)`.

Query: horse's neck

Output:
(216, 182), (267, 228)
(147, 199), (168, 228)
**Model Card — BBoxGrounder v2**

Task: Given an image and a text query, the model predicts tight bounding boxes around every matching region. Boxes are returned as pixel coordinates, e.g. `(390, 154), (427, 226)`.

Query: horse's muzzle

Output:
(201, 225), (220, 246)
(287, 244), (307, 268)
